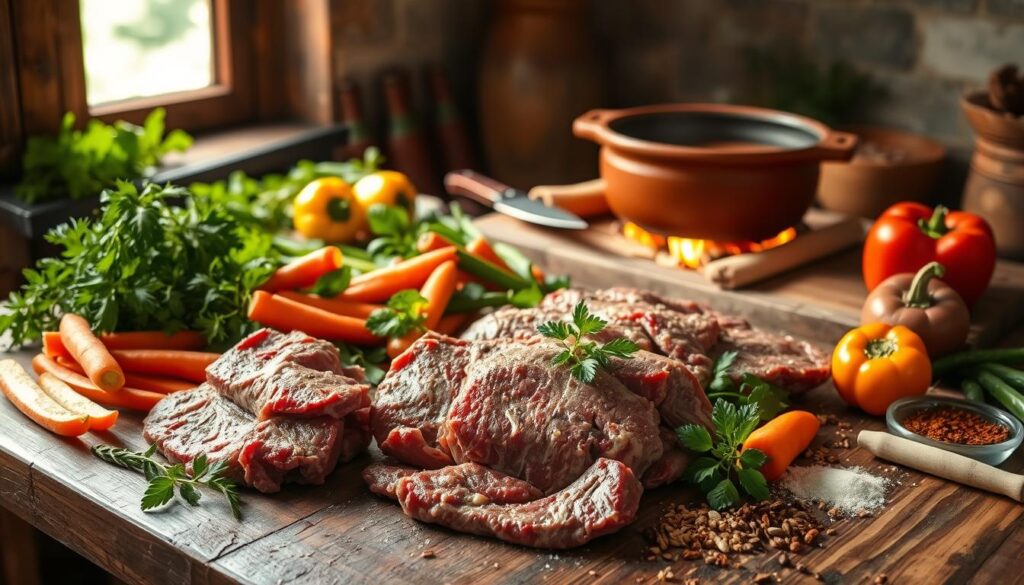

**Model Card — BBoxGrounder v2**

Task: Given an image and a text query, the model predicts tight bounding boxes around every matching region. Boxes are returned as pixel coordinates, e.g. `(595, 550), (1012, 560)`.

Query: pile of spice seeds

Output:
(642, 499), (829, 580)
(901, 406), (1010, 445)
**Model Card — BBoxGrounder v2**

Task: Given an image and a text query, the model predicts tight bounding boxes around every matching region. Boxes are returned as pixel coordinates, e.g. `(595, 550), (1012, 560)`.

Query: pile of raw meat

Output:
(364, 288), (829, 548)
(144, 329), (371, 493)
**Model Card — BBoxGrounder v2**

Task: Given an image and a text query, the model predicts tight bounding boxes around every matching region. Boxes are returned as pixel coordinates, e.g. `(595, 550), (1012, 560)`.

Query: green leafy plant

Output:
(706, 351), (789, 421)
(16, 108), (192, 203)
(677, 401), (769, 510)
(366, 290), (428, 338)
(338, 344), (388, 386)
(537, 301), (640, 383)
(92, 444), (242, 519)
(445, 282), (543, 314)
(366, 204), (419, 260)
(0, 181), (278, 348)
(307, 266), (352, 297)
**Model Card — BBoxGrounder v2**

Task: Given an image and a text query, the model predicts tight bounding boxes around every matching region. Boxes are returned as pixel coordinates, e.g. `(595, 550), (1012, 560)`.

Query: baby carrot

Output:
(58, 357), (194, 395)
(59, 314), (125, 392)
(248, 291), (381, 345)
(109, 350), (219, 384)
(416, 232), (456, 254)
(340, 246), (458, 303)
(38, 373), (119, 431)
(276, 291), (383, 319)
(31, 354), (164, 412)
(434, 313), (470, 337)
(386, 260), (459, 358)
(259, 246), (344, 293)
(0, 359), (91, 436)
(741, 410), (821, 482)
(466, 237), (513, 272)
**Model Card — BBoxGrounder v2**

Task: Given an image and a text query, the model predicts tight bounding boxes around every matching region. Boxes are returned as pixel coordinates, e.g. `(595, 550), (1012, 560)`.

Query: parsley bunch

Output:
(707, 351), (790, 420)
(92, 444), (242, 519)
(677, 401), (769, 510)
(0, 182), (278, 347)
(538, 301), (640, 383)
(16, 108), (192, 204)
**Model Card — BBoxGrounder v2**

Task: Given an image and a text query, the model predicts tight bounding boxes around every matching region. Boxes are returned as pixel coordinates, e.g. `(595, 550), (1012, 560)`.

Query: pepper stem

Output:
(327, 198), (351, 222)
(917, 206), (949, 239)
(902, 261), (945, 309)
(865, 338), (897, 360)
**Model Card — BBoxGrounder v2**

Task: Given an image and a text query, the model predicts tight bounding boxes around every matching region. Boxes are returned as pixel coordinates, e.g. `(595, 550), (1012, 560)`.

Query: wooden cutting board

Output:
(475, 212), (1024, 349)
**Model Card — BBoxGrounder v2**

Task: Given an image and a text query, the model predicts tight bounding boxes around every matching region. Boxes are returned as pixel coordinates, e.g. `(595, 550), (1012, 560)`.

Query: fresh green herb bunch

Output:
(538, 301), (640, 383)
(0, 181), (278, 347)
(16, 108), (192, 204)
(677, 401), (770, 510)
(707, 351), (790, 421)
(92, 444), (242, 519)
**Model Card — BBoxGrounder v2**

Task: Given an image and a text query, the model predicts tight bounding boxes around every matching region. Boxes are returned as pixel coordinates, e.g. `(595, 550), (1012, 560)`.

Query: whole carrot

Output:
(259, 246), (343, 292)
(44, 330), (206, 358)
(59, 314), (125, 392)
(386, 260), (459, 358)
(32, 354), (164, 412)
(741, 410), (821, 482)
(56, 356), (193, 396)
(109, 350), (220, 384)
(341, 247), (457, 303)
(276, 291), (382, 319)
(248, 291), (381, 345)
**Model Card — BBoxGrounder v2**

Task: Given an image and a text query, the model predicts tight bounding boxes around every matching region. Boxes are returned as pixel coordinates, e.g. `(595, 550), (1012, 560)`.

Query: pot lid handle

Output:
(816, 130), (859, 161)
(573, 109), (614, 142)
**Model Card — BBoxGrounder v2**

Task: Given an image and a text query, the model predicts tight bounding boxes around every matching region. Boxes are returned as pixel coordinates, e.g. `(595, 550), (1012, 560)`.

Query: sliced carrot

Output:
(386, 260), (459, 358)
(248, 291), (381, 345)
(340, 246), (458, 303)
(31, 354), (164, 412)
(277, 291), (382, 319)
(42, 331), (73, 360)
(434, 313), (470, 337)
(416, 232), (456, 254)
(60, 314), (125, 392)
(260, 246), (343, 292)
(0, 359), (91, 436)
(38, 373), (118, 431)
(109, 350), (219, 384)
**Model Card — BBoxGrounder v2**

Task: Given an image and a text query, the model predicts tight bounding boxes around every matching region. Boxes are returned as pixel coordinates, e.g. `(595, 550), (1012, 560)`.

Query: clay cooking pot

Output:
(573, 104), (858, 241)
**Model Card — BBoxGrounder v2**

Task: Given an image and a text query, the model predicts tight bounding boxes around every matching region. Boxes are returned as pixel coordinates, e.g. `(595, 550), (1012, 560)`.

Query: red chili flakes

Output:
(902, 407), (1010, 445)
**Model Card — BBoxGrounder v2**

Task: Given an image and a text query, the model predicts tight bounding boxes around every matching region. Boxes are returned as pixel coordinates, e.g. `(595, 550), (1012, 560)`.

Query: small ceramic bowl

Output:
(886, 396), (1023, 466)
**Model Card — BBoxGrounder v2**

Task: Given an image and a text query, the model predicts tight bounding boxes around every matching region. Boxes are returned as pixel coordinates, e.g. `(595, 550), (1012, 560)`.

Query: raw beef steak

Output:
(365, 458), (642, 549)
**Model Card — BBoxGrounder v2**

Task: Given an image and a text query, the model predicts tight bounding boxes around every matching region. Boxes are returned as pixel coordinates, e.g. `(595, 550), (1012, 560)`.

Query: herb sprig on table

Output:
(538, 301), (640, 383)
(677, 401), (769, 510)
(92, 444), (242, 519)
(16, 108), (192, 204)
(706, 350), (790, 421)
(366, 290), (429, 338)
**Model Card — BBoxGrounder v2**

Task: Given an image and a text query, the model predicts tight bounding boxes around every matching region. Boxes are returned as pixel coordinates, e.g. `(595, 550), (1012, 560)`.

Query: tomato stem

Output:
(865, 338), (897, 360)
(902, 261), (945, 309)
(918, 205), (949, 239)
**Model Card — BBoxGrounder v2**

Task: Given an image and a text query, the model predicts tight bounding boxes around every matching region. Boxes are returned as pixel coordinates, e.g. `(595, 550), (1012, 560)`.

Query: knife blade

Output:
(443, 170), (588, 230)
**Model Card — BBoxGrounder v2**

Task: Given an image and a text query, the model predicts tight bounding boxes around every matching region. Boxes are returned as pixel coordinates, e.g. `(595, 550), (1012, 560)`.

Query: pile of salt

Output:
(780, 465), (891, 514)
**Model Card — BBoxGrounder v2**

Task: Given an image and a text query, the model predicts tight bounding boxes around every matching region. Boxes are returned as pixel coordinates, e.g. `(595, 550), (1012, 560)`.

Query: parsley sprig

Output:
(365, 290), (428, 338)
(677, 401), (769, 510)
(92, 444), (242, 519)
(537, 301), (640, 383)
(707, 350), (790, 421)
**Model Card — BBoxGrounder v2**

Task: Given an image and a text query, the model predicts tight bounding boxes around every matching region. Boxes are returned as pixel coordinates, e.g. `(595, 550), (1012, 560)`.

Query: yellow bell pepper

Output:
(293, 177), (364, 243)
(831, 323), (932, 415)
(353, 171), (417, 217)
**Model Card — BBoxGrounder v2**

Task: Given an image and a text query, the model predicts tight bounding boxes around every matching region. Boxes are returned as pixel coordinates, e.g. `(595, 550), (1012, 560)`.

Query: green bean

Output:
(444, 291), (510, 314)
(932, 348), (1024, 377)
(455, 250), (532, 291)
(976, 370), (1024, 422)
(980, 363), (1024, 392)
(961, 378), (985, 403)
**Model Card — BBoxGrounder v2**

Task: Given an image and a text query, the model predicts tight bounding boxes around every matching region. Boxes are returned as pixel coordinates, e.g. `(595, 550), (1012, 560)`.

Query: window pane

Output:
(80, 0), (215, 106)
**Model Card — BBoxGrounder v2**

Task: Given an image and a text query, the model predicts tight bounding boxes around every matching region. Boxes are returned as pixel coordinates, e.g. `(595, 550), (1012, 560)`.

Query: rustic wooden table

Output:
(2, 215), (1024, 585)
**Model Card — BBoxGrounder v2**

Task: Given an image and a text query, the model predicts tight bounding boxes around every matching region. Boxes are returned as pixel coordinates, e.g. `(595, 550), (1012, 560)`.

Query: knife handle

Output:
(444, 170), (514, 206)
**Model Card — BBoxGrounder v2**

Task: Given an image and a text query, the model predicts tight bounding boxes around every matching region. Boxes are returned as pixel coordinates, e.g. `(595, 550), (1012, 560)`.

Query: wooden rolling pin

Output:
(858, 430), (1024, 502)
(528, 179), (611, 218)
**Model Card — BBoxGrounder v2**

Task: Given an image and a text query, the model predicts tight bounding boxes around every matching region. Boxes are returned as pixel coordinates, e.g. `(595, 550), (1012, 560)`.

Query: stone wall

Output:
(592, 0), (1024, 151)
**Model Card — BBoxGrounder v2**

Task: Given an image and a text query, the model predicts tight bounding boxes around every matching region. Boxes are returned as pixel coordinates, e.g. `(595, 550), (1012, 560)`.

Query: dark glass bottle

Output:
(427, 65), (477, 173)
(383, 71), (438, 195)
(336, 78), (375, 160)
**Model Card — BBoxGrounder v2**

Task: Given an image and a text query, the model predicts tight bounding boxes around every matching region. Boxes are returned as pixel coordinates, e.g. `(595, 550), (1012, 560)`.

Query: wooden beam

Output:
(0, 0), (23, 177)
(282, 0), (334, 124)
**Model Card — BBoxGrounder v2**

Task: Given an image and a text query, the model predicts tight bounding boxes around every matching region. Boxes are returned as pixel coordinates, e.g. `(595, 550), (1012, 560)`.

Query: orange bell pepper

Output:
(831, 323), (932, 415)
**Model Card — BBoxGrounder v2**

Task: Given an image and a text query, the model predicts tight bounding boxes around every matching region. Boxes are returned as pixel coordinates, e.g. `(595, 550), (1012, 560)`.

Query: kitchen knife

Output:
(443, 170), (588, 230)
